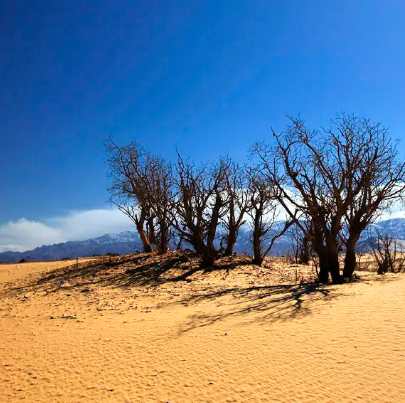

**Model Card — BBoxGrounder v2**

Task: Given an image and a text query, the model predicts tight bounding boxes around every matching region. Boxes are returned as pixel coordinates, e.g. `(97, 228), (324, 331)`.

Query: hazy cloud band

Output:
(0, 209), (133, 252)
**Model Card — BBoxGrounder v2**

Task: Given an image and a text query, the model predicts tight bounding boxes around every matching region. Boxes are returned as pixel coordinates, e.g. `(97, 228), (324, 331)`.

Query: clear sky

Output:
(1, 0), (405, 251)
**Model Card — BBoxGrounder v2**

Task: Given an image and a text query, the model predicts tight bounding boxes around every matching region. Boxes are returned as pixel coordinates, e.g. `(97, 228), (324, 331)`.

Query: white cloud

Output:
(378, 209), (405, 221)
(1, 204), (404, 253)
(0, 209), (134, 252)
(47, 209), (134, 241)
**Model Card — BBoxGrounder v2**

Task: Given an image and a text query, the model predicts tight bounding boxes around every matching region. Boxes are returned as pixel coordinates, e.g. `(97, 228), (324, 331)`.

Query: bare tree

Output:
(106, 139), (154, 252)
(253, 121), (344, 283)
(172, 154), (228, 266)
(254, 114), (405, 283)
(106, 138), (174, 254)
(334, 116), (405, 279)
(112, 196), (154, 253)
(247, 170), (293, 266)
(369, 230), (405, 274)
(139, 154), (174, 254)
(287, 224), (310, 264)
(220, 158), (250, 255)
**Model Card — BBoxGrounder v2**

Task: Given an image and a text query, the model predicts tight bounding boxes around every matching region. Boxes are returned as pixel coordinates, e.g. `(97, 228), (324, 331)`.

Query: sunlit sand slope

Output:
(0, 255), (404, 402)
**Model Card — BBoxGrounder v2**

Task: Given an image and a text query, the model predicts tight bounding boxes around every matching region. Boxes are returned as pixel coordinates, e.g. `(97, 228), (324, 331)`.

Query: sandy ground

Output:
(1, 254), (404, 402)
(0, 259), (92, 284)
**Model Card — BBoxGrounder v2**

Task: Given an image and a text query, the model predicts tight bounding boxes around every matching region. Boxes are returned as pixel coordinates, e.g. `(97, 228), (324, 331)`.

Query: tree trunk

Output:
(147, 216), (157, 247)
(190, 230), (205, 254)
(160, 240), (169, 254)
(251, 205), (265, 266)
(225, 229), (237, 256)
(206, 193), (222, 254)
(136, 223), (152, 253)
(157, 225), (170, 255)
(315, 245), (342, 284)
(324, 236), (342, 284)
(317, 250), (330, 283)
(253, 254), (264, 266)
(377, 257), (389, 275)
(343, 241), (357, 280)
(201, 248), (216, 267)
(225, 200), (236, 256)
(159, 235), (169, 254)
(252, 220), (263, 266)
(310, 226), (332, 283)
(299, 237), (310, 265)
(135, 208), (152, 253)
(329, 254), (342, 284)
(343, 232), (361, 280)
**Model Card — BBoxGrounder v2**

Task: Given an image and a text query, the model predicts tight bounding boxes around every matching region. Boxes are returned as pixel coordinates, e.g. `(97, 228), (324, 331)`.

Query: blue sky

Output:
(1, 0), (405, 250)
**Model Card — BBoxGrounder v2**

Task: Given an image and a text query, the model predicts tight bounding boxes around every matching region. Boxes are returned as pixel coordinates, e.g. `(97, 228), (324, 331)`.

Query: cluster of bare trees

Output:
(106, 141), (279, 267)
(369, 231), (405, 274)
(106, 114), (405, 283)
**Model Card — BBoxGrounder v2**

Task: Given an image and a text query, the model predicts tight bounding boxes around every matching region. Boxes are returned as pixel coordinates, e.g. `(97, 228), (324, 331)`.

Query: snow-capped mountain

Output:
(0, 231), (144, 263)
(369, 218), (405, 239)
(1, 218), (404, 263)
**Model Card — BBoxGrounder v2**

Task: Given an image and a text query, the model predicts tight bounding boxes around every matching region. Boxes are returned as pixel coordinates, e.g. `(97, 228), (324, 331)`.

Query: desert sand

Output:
(1, 253), (404, 402)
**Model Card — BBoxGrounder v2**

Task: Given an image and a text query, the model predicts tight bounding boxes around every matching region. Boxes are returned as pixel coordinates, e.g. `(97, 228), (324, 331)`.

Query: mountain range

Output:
(1, 218), (405, 263)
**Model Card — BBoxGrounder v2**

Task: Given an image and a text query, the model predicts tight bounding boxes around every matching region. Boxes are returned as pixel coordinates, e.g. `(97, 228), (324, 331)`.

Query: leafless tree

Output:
(220, 158), (250, 255)
(106, 139), (154, 252)
(172, 153), (228, 266)
(247, 170), (294, 266)
(113, 197), (155, 253)
(287, 224), (310, 264)
(139, 153), (174, 253)
(335, 116), (405, 279)
(369, 230), (405, 274)
(106, 138), (174, 254)
(254, 114), (405, 283)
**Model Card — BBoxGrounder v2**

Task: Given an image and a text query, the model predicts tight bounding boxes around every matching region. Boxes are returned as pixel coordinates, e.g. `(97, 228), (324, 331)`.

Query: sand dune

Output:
(1, 254), (404, 402)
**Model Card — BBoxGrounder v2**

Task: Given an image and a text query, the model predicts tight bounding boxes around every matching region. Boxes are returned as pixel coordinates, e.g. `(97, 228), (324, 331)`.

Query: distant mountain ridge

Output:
(0, 231), (144, 263)
(1, 218), (405, 263)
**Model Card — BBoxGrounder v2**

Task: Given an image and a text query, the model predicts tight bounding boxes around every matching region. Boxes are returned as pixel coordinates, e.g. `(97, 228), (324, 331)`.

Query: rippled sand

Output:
(1, 255), (404, 402)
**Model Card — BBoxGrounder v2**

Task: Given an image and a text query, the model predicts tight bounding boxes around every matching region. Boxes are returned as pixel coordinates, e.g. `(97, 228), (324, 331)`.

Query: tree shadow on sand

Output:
(173, 274), (405, 334)
(2, 252), (375, 333)
(175, 283), (346, 335)
(2, 252), (254, 297)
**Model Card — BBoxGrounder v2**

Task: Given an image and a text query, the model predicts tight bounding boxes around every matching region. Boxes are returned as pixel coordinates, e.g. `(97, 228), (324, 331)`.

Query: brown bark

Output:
(312, 241), (342, 284)
(205, 192), (222, 261)
(136, 209), (152, 253)
(252, 210), (263, 265)
(225, 231), (237, 256)
(200, 246), (217, 267)
(326, 239), (342, 284)
(343, 236), (360, 279)
(299, 237), (310, 264)
(158, 224), (170, 254)
(317, 250), (330, 284)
